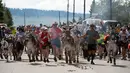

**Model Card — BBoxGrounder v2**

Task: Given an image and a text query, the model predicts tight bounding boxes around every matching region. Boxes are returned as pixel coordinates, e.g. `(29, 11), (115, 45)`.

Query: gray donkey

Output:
(62, 26), (77, 64)
(106, 35), (118, 65)
(24, 32), (37, 62)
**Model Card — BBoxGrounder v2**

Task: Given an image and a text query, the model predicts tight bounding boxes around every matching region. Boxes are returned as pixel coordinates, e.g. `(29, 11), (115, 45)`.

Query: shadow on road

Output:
(30, 63), (42, 66)
(49, 57), (65, 61)
(112, 65), (127, 68)
(67, 61), (90, 70)
(45, 64), (57, 67)
(6, 61), (16, 63)
(67, 70), (76, 72)
(58, 62), (66, 64)
(0, 59), (5, 61)
(94, 63), (107, 66)
(21, 59), (29, 62)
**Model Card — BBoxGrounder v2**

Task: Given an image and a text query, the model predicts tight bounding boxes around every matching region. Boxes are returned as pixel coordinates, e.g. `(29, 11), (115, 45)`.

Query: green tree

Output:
(0, 0), (4, 23)
(89, 0), (96, 18)
(4, 7), (13, 27)
(0, 0), (13, 26)
(89, 0), (130, 24)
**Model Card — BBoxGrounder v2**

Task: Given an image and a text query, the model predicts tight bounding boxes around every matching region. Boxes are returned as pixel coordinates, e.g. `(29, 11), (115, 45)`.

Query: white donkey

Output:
(1, 38), (13, 62)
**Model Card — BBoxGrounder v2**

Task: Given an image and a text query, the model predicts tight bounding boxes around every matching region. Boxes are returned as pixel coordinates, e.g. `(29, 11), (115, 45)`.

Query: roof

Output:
(0, 23), (7, 27)
(83, 18), (102, 22)
(103, 20), (118, 23)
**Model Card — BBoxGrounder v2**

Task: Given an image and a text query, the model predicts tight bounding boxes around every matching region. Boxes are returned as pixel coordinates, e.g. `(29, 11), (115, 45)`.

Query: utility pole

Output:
(110, 0), (112, 20)
(59, 11), (61, 25)
(83, 0), (86, 20)
(24, 11), (26, 26)
(73, 0), (75, 23)
(67, 0), (69, 25)
(3, 3), (6, 23)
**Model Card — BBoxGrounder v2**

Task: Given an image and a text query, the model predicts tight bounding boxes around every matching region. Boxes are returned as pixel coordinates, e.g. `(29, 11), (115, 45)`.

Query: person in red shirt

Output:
(39, 27), (50, 62)
(35, 27), (40, 35)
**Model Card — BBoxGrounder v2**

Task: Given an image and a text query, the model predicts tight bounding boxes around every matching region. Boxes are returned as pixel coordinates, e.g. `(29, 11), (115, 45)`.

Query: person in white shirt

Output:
(119, 27), (129, 60)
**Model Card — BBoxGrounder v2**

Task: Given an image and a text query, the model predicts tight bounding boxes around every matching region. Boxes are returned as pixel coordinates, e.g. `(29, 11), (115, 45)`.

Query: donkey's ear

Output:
(63, 28), (66, 30)
(69, 27), (73, 30)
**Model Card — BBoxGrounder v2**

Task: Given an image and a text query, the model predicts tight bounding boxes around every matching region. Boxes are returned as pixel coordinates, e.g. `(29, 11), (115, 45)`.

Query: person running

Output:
(119, 27), (129, 60)
(0, 27), (5, 40)
(81, 24), (100, 64)
(49, 22), (62, 62)
(15, 27), (25, 61)
(39, 26), (50, 62)
(127, 34), (130, 60)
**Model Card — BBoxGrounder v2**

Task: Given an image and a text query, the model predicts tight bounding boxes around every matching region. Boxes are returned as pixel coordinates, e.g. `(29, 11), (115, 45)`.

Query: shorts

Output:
(42, 42), (52, 49)
(120, 41), (128, 49)
(88, 44), (97, 51)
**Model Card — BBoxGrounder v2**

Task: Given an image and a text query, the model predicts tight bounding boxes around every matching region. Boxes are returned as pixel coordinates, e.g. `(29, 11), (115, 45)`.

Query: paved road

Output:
(0, 54), (130, 73)
(91, 59), (130, 73)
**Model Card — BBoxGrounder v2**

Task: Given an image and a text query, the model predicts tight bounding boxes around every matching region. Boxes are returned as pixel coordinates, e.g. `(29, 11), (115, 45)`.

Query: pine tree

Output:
(0, 0), (4, 23)
(4, 7), (13, 27)
(0, 0), (13, 26)
(89, 0), (96, 18)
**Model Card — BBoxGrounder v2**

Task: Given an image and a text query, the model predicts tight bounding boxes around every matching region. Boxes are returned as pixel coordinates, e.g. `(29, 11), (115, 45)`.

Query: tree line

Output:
(90, 0), (130, 25)
(0, 0), (13, 27)
(9, 8), (89, 18)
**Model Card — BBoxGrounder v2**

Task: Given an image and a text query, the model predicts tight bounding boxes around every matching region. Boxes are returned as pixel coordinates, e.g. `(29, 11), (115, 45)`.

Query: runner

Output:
(81, 24), (100, 64)
(49, 22), (62, 62)
(39, 26), (50, 62)
(119, 27), (129, 60)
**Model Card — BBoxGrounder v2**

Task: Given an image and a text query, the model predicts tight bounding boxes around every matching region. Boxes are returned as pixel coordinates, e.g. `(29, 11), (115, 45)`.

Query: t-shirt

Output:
(49, 27), (62, 39)
(119, 31), (129, 41)
(115, 27), (120, 33)
(97, 34), (104, 44)
(16, 32), (25, 42)
(12, 29), (16, 35)
(40, 32), (49, 46)
(86, 30), (99, 44)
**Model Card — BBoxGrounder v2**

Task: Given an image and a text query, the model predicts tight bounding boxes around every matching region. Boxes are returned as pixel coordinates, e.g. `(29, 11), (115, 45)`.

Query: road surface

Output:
(0, 54), (130, 73)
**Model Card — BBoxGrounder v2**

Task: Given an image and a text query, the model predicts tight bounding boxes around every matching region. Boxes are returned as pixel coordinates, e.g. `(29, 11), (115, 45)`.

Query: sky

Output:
(2, 0), (93, 13)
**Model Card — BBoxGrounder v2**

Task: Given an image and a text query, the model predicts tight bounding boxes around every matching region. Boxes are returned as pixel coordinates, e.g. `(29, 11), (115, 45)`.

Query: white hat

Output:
(41, 26), (48, 30)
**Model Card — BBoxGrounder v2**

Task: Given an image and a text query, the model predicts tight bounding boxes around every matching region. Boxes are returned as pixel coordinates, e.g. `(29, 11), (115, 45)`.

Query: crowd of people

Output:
(0, 22), (130, 65)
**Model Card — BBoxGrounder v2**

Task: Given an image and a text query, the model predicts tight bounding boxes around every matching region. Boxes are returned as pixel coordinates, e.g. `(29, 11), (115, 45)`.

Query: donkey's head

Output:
(62, 26), (73, 37)
(62, 26), (74, 44)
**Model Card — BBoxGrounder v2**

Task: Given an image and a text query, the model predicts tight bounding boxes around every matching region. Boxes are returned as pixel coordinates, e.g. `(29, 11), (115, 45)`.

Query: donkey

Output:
(106, 35), (118, 65)
(0, 42), (4, 59)
(15, 36), (24, 61)
(71, 25), (82, 63)
(62, 26), (77, 64)
(1, 38), (13, 62)
(24, 32), (38, 62)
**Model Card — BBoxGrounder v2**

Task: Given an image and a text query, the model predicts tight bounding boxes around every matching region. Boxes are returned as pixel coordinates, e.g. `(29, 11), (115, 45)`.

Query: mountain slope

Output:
(9, 8), (90, 25)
